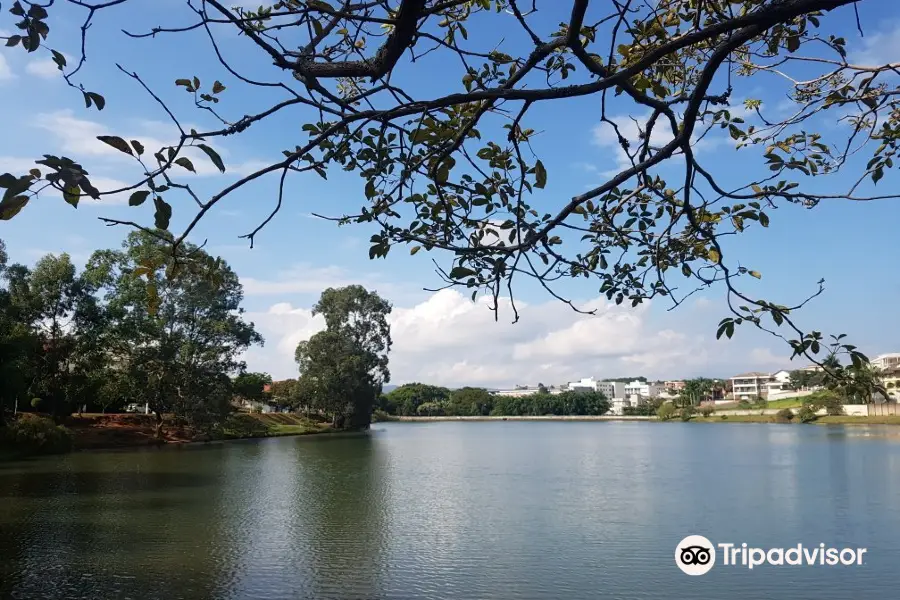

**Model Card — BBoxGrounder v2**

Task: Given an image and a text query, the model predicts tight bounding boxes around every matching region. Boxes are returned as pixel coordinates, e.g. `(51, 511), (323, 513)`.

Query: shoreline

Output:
(388, 415), (900, 425)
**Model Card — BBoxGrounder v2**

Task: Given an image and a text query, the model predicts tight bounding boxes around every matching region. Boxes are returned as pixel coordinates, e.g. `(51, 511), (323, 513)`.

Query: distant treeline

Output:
(377, 383), (610, 417)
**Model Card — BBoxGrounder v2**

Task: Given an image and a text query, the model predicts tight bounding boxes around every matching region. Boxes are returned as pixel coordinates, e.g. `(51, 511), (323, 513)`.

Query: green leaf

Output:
(449, 266), (476, 279)
(174, 157), (196, 173)
(97, 135), (133, 156)
(84, 92), (105, 111)
(63, 185), (80, 207)
(748, 270), (761, 279)
(153, 196), (172, 229)
(196, 144), (225, 173)
(50, 49), (66, 70)
(175, 78), (192, 88)
(212, 80), (226, 94)
(131, 140), (145, 156)
(128, 190), (150, 206)
(410, 246), (421, 255)
(534, 159), (547, 189)
(708, 249), (720, 264)
(0, 195), (28, 220)
(365, 180), (376, 199)
(5, 35), (21, 47)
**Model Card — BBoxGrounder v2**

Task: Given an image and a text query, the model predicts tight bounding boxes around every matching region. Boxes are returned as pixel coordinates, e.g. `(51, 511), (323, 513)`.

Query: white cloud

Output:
(0, 54), (13, 80)
(244, 289), (715, 386)
(26, 56), (65, 79)
(242, 263), (411, 300)
(243, 263), (360, 295)
(32, 110), (268, 177)
(853, 23), (900, 65)
(748, 347), (792, 369)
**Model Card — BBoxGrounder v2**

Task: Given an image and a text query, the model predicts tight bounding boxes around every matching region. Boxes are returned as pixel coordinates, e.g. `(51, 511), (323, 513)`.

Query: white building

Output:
(765, 369), (792, 396)
(623, 380), (664, 399)
(567, 377), (600, 393)
(873, 353), (900, 371)
(492, 387), (542, 397)
(730, 372), (771, 401)
(597, 381), (626, 399)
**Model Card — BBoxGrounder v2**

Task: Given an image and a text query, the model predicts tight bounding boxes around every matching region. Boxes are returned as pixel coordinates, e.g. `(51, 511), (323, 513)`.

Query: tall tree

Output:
(86, 231), (262, 435)
(295, 286), (392, 429)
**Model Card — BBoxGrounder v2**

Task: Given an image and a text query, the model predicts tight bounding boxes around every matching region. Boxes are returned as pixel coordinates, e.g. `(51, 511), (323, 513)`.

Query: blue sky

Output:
(0, 0), (897, 386)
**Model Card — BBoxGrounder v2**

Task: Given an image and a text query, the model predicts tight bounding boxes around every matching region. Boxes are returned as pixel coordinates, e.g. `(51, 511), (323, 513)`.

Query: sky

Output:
(0, 0), (898, 388)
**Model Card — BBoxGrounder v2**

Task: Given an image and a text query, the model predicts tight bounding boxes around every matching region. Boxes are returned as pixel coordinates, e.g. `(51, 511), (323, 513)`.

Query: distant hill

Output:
(382, 384), (398, 393)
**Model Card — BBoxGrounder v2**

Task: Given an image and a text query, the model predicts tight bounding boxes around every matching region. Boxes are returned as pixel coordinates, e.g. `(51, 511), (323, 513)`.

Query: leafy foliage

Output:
(0, 233), (263, 439)
(656, 402), (677, 421)
(295, 285), (392, 429)
(0, 0), (892, 392)
(797, 405), (818, 423)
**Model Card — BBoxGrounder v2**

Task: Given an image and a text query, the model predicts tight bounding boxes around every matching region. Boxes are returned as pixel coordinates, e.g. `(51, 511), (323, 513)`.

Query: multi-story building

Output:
(765, 370), (792, 397)
(665, 380), (686, 393)
(730, 372), (771, 401)
(597, 380), (626, 400)
(624, 380), (664, 399)
(567, 377), (600, 393)
(873, 353), (900, 371)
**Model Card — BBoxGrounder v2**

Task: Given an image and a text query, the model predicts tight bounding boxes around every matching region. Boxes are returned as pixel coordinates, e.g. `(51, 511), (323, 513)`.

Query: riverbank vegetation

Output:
(1, 234), (393, 456)
(376, 384), (610, 418)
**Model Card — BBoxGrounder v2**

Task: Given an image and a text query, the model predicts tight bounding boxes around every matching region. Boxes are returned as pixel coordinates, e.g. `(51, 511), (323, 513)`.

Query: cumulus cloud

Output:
(26, 56), (65, 79)
(0, 54), (13, 80)
(32, 110), (268, 177)
(244, 289), (717, 387)
(852, 23), (900, 65)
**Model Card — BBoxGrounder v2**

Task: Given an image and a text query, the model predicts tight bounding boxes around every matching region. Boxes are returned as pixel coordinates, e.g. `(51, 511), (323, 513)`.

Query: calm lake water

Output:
(2, 421), (900, 599)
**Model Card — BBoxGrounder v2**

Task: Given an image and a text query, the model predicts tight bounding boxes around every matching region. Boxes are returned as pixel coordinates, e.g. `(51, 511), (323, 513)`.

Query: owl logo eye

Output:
(680, 546), (711, 565)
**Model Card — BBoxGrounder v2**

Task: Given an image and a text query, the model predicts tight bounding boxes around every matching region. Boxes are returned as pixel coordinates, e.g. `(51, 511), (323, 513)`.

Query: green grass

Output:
(765, 398), (805, 409)
(220, 413), (332, 439)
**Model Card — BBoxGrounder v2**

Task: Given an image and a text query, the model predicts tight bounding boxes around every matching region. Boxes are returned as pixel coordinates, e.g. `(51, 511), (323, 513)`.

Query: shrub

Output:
(737, 400), (752, 409)
(0, 414), (72, 455)
(774, 408), (795, 423)
(698, 405), (714, 418)
(720, 415), (728, 420)
(372, 409), (395, 422)
(754, 397), (769, 409)
(797, 405), (818, 423)
(807, 391), (844, 416)
(679, 406), (695, 421)
(656, 403), (677, 421)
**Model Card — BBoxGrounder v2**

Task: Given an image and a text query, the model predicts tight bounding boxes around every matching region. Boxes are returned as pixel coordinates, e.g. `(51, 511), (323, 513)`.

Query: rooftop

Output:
(730, 372), (772, 379)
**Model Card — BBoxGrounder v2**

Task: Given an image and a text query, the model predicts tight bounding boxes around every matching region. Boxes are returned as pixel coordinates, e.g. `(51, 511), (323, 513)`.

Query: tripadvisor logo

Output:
(675, 535), (868, 575)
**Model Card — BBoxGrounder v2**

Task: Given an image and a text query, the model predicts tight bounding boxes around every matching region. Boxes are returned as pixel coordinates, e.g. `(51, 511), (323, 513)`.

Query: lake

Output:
(2, 421), (900, 599)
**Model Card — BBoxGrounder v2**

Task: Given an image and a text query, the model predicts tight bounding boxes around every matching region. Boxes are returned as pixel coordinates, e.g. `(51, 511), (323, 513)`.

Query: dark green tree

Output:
(233, 372), (273, 403)
(295, 286), (392, 429)
(86, 231), (262, 435)
(385, 383), (451, 416)
(446, 387), (493, 416)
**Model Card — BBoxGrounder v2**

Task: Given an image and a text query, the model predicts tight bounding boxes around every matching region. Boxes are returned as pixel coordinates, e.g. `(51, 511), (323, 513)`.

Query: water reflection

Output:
(3, 424), (900, 600)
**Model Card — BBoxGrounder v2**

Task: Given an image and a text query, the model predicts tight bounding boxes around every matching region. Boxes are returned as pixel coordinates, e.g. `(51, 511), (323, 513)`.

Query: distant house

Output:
(873, 353), (900, 371)
(730, 372), (772, 401)
(665, 380), (686, 393)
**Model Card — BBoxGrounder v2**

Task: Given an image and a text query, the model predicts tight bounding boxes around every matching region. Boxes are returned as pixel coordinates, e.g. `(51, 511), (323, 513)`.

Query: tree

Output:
(386, 383), (452, 416)
(86, 231), (262, 435)
(446, 387), (494, 416)
(233, 372), (273, 403)
(0, 0), (886, 376)
(295, 286), (392, 429)
(679, 378), (714, 407)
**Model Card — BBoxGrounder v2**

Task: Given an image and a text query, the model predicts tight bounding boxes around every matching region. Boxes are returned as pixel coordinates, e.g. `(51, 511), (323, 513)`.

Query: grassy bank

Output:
(1, 412), (334, 457)
(691, 414), (900, 425)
